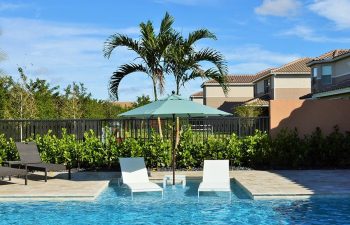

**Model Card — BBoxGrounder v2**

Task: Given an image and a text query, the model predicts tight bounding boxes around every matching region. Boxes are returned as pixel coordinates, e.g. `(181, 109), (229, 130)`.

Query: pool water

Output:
(1, 180), (350, 225)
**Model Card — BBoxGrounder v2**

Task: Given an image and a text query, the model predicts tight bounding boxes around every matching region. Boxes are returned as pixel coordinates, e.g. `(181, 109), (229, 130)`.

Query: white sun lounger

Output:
(119, 157), (163, 199)
(198, 160), (231, 200)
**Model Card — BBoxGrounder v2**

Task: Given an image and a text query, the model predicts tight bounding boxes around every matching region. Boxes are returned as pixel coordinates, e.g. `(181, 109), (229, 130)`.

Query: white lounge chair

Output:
(198, 160), (231, 200)
(119, 157), (163, 199)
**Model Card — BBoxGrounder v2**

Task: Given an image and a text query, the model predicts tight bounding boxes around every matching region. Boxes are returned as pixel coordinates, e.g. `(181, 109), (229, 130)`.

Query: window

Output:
(264, 79), (270, 94)
(254, 84), (257, 97)
(321, 65), (332, 85)
(312, 67), (318, 78)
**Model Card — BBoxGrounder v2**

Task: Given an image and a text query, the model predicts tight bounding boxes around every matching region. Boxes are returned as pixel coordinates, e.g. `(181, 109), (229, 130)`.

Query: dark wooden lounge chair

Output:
(0, 166), (27, 185)
(4, 142), (71, 182)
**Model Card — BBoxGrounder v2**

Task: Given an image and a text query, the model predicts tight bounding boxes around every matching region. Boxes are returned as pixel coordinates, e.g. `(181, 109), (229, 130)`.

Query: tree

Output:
(0, 76), (12, 118)
(61, 82), (90, 119)
(27, 78), (60, 119)
(4, 67), (38, 119)
(132, 94), (151, 108)
(164, 29), (228, 95)
(234, 104), (262, 118)
(103, 12), (175, 101)
(0, 31), (6, 76)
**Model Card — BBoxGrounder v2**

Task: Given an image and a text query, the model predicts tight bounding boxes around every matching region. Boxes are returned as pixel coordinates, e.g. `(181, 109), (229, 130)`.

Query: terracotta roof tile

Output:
(205, 74), (255, 84)
(271, 58), (312, 74)
(243, 98), (269, 106)
(205, 58), (311, 85)
(313, 49), (350, 61)
(252, 68), (275, 81)
(190, 91), (203, 97)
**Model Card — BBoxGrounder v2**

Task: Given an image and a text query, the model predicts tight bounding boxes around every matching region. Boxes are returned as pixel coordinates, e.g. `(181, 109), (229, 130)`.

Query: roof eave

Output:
(202, 82), (253, 86)
(273, 72), (311, 75)
(313, 87), (350, 98)
(252, 74), (273, 83)
(307, 52), (350, 67)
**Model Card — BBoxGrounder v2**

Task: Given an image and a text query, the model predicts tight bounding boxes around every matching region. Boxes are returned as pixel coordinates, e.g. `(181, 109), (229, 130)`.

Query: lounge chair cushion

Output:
(26, 163), (66, 172)
(0, 167), (27, 177)
(124, 182), (163, 192)
(198, 160), (231, 193)
(198, 182), (231, 192)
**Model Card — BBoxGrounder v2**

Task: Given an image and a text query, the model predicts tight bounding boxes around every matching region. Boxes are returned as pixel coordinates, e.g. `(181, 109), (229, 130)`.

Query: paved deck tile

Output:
(1, 170), (350, 201)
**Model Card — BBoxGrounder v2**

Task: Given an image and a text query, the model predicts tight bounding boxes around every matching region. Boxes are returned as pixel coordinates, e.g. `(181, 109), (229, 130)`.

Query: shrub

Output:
(0, 126), (349, 170)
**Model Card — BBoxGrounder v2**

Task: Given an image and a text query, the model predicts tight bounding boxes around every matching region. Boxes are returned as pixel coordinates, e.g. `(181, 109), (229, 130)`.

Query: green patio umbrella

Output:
(119, 92), (231, 185)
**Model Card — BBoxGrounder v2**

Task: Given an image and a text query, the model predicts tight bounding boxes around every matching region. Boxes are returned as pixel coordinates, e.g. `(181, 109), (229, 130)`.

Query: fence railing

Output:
(0, 117), (269, 142)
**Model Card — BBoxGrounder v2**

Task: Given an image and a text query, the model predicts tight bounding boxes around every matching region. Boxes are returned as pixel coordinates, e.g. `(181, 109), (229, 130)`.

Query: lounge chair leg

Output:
(25, 174), (27, 185)
(45, 169), (47, 182)
(9, 175), (11, 181)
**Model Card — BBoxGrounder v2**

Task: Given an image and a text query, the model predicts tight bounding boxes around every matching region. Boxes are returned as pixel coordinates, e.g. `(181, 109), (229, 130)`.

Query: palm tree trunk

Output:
(176, 79), (180, 95)
(152, 79), (158, 100)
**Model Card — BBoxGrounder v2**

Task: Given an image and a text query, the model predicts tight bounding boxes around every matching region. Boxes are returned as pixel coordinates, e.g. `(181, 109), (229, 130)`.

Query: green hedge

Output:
(0, 126), (349, 169)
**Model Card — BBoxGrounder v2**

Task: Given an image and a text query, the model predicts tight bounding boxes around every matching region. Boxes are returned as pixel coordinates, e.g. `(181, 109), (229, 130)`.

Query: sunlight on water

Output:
(0, 180), (349, 225)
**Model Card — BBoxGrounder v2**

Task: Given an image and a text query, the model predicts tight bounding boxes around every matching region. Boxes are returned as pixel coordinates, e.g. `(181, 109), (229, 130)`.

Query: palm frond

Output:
(109, 63), (148, 100)
(103, 34), (140, 59)
(188, 68), (229, 95)
(159, 12), (174, 35)
(192, 48), (228, 75)
(187, 29), (216, 46)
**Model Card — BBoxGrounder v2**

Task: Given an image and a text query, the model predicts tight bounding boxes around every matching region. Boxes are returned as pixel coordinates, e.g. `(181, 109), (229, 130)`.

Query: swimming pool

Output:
(0, 180), (349, 225)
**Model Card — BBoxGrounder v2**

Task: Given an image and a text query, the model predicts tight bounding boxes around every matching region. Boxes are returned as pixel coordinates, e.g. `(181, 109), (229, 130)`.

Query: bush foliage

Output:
(0, 126), (349, 169)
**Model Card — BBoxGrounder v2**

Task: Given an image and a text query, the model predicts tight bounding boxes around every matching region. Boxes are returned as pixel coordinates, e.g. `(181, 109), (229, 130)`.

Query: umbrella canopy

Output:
(119, 94), (231, 118)
(118, 92), (231, 186)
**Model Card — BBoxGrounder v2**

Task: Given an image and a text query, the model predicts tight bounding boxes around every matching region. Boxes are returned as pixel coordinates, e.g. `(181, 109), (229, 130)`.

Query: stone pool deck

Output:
(0, 171), (115, 201)
(1, 170), (350, 201)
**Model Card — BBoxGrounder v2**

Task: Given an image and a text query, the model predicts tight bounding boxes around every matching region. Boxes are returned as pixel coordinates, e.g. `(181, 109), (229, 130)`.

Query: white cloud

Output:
(224, 45), (299, 66)
(0, 2), (26, 11)
(0, 17), (141, 100)
(280, 25), (350, 42)
(222, 45), (300, 74)
(228, 62), (275, 74)
(255, 0), (301, 17)
(280, 25), (326, 42)
(309, 0), (350, 29)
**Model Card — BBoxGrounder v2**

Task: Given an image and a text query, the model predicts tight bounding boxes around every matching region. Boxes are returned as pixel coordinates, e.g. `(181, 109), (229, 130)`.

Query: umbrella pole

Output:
(172, 114), (176, 186)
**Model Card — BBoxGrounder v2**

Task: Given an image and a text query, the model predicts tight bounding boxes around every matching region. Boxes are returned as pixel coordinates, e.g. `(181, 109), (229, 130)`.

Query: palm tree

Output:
(103, 12), (175, 100)
(164, 29), (228, 95)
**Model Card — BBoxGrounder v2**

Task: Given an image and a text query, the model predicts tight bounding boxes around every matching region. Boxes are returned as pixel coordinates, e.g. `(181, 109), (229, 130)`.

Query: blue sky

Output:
(0, 0), (350, 101)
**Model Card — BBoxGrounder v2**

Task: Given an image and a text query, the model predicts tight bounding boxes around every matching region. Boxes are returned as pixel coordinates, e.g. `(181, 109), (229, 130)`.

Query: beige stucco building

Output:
(253, 58), (312, 101)
(189, 91), (204, 104)
(193, 58), (312, 113)
(306, 49), (350, 99)
(201, 75), (255, 111)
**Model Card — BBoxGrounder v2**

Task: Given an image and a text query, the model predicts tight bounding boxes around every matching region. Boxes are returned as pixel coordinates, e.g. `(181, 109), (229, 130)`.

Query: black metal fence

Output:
(0, 117), (269, 141)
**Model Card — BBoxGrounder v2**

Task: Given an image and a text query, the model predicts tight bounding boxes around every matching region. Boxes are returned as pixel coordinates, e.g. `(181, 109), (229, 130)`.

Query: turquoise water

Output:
(1, 180), (350, 225)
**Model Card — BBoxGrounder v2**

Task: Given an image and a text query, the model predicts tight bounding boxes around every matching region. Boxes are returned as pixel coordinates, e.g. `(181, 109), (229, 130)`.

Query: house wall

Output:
(333, 57), (350, 77)
(191, 97), (203, 104)
(311, 57), (350, 93)
(205, 97), (252, 108)
(202, 84), (254, 112)
(204, 85), (254, 98)
(273, 75), (311, 99)
(270, 99), (350, 137)
(254, 76), (275, 99)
